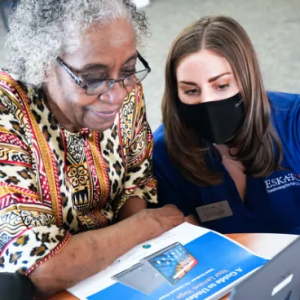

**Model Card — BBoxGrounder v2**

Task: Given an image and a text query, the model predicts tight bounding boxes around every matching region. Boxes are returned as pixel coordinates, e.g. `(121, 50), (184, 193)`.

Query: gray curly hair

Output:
(5, 0), (149, 87)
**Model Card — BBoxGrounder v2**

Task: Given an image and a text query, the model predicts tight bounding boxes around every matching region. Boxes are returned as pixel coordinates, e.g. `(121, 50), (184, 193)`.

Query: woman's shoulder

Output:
(153, 124), (175, 167)
(268, 91), (300, 110)
(0, 70), (22, 87)
(153, 124), (165, 143)
(0, 70), (31, 104)
(268, 91), (300, 153)
(153, 124), (168, 155)
(268, 91), (300, 126)
(0, 71), (34, 143)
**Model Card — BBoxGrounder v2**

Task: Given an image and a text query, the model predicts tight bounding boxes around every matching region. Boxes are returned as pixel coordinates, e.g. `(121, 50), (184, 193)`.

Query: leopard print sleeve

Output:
(114, 83), (157, 213)
(0, 83), (70, 276)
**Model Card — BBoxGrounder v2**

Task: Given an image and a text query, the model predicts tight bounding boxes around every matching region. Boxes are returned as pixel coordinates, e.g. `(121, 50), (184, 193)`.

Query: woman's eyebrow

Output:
(208, 72), (231, 83)
(78, 53), (138, 73)
(178, 81), (197, 85)
(77, 63), (107, 74)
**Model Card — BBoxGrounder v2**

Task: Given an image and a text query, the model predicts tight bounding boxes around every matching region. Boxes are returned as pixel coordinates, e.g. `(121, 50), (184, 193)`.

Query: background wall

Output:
(1, 0), (300, 131)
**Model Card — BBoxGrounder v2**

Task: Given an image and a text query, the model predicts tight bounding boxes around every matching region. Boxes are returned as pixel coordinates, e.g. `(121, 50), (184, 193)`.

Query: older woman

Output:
(0, 0), (184, 297)
(154, 16), (300, 235)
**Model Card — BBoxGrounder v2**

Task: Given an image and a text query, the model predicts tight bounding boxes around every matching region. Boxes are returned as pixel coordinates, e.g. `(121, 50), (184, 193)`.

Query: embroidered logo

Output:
(264, 173), (300, 194)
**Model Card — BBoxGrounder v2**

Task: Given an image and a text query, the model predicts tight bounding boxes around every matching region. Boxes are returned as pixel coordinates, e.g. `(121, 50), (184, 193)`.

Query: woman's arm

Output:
(185, 214), (201, 226)
(118, 196), (147, 220)
(29, 205), (184, 298)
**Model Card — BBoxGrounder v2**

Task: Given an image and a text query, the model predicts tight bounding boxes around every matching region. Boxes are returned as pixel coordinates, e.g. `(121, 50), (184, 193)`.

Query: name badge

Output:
(196, 200), (233, 223)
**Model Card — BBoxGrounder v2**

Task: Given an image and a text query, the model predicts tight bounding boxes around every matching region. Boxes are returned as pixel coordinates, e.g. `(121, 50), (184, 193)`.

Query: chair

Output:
(0, 0), (18, 32)
(0, 272), (35, 300)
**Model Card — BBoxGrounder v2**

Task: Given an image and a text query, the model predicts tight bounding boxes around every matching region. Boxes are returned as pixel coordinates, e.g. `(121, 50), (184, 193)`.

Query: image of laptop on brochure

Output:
(111, 260), (166, 295)
(112, 242), (198, 295)
(143, 242), (198, 286)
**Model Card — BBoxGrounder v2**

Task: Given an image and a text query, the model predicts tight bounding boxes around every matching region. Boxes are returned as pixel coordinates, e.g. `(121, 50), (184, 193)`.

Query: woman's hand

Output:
(138, 204), (185, 238)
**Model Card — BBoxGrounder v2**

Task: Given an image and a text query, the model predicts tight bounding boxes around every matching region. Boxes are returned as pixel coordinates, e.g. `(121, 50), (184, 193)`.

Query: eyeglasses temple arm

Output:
(137, 51), (151, 73)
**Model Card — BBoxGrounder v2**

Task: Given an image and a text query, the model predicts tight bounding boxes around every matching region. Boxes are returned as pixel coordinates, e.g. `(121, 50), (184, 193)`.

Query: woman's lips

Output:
(89, 109), (119, 118)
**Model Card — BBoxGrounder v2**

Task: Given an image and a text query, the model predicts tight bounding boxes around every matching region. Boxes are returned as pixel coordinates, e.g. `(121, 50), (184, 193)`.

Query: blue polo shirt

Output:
(153, 92), (300, 234)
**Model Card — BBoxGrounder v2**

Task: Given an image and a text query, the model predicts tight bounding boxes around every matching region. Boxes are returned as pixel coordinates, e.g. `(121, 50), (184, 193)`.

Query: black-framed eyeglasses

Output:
(56, 52), (151, 96)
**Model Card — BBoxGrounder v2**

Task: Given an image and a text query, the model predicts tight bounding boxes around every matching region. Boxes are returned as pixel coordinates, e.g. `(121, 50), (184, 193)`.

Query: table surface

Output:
(49, 233), (298, 300)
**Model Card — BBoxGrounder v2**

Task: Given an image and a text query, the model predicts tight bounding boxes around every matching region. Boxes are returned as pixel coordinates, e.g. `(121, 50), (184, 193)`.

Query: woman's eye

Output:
(86, 78), (105, 84)
(183, 89), (199, 95)
(82, 75), (106, 83)
(121, 70), (136, 77)
(216, 84), (230, 90)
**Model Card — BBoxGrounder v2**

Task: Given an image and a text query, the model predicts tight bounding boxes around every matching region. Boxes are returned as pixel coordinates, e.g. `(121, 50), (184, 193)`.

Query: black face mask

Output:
(178, 93), (245, 144)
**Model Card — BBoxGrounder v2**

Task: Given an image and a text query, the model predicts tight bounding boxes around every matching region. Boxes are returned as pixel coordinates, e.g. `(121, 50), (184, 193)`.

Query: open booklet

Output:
(68, 223), (268, 300)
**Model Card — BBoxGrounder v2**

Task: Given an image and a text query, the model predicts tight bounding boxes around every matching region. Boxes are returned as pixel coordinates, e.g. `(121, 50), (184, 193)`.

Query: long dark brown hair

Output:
(162, 15), (283, 186)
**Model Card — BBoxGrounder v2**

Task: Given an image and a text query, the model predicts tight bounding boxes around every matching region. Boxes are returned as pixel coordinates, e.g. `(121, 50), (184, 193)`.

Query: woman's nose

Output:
(199, 90), (215, 104)
(100, 81), (128, 104)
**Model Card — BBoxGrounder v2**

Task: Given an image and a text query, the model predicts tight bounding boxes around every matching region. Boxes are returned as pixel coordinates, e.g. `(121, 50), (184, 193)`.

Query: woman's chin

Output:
(85, 120), (115, 132)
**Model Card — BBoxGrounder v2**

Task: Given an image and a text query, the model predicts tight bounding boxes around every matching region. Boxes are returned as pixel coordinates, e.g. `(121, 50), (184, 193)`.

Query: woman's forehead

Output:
(62, 19), (136, 70)
(176, 50), (233, 80)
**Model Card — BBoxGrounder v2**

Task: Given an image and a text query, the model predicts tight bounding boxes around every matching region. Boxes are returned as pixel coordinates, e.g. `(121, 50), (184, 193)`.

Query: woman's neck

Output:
(42, 85), (81, 133)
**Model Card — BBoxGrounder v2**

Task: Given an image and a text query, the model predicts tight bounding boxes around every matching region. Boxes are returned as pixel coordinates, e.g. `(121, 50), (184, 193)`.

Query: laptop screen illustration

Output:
(147, 243), (198, 285)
